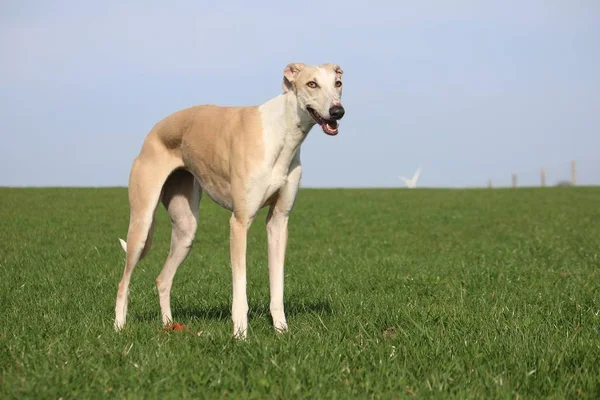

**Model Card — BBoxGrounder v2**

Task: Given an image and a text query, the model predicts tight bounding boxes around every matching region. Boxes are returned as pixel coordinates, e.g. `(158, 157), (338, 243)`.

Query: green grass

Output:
(1, 187), (599, 399)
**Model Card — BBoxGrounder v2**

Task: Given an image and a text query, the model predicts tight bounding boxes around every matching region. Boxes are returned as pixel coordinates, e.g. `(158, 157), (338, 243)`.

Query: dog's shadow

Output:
(134, 298), (333, 323)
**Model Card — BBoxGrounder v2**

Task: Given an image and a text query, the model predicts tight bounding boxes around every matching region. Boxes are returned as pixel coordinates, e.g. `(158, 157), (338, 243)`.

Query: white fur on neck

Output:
(257, 93), (312, 201)
(259, 93), (313, 162)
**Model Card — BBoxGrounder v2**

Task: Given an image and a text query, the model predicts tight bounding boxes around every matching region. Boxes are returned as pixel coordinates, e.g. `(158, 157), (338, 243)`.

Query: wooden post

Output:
(541, 167), (546, 187)
(571, 160), (577, 185)
(512, 173), (518, 188)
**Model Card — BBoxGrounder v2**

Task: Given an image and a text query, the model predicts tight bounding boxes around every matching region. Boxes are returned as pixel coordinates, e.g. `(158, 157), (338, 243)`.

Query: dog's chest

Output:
(260, 133), (301, 198)
(262, 148), (293, 197)
(268, 168), (287, 192)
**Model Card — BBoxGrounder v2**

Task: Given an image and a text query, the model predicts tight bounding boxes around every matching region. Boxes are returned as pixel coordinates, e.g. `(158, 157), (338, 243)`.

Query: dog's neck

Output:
(261, 92), (315, 137)
(258, 92), (315, 171)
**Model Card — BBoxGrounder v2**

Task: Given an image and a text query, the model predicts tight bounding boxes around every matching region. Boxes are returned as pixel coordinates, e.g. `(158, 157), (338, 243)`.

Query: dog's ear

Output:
(323, 63), (343, 77)
(282, 63), (306, 93)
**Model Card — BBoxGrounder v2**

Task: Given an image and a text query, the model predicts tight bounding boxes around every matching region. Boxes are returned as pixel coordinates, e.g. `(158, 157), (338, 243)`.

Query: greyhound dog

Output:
(114, 63), (345, 338)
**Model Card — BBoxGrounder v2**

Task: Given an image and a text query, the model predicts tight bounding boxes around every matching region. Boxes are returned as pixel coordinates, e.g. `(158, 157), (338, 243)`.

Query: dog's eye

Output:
(306, 81), (318, 88)
(335, 81), (342, 88)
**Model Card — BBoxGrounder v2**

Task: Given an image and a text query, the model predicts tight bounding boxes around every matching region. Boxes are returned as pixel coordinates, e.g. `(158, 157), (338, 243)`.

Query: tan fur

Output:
(114, 63), (345, 338)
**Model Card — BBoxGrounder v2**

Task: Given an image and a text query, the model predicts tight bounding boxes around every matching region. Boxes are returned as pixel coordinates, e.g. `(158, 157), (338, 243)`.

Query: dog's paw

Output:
(114, 320), (125, 331)
(273, 321), (288, 334)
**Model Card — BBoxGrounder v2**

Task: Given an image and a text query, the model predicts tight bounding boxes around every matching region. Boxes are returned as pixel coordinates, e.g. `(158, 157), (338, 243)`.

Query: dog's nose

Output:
(329, 105), (345, 120)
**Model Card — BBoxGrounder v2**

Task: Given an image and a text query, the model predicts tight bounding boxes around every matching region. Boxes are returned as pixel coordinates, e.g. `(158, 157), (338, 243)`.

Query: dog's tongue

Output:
(322, 121), (339, 136)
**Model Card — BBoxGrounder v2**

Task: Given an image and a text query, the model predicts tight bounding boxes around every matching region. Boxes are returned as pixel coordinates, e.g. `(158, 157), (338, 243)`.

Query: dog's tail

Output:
(118, 238), (127, 252)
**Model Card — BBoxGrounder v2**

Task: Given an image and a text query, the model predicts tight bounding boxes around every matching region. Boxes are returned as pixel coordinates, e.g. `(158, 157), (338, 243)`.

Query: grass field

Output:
(1, 187), (599, 399)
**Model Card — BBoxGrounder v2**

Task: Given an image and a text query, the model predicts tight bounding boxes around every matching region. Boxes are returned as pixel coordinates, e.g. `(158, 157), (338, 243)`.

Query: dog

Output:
(114, 62), (345, 338)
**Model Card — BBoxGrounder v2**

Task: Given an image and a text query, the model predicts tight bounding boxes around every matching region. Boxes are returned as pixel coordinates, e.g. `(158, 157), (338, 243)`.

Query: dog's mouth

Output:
(307, 107), (339, 136)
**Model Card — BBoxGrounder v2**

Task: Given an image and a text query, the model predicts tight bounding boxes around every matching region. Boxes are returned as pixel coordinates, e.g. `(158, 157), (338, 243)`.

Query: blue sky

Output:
(1, 0), (598, 188)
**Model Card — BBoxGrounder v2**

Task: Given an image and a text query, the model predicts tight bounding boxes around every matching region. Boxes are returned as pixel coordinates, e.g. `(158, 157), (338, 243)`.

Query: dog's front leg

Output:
(266, 162), (302, 333)
(266, 207), (289, 332)
(230, 213), (251, 339)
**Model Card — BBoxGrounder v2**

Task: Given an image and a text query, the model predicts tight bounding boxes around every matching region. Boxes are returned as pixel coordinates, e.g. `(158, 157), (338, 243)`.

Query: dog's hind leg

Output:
(114, 154), (182, 330)
(156, 169), (201, 325)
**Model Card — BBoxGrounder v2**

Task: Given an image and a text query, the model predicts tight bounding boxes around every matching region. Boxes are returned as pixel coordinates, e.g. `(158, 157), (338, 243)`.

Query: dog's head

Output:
(282, 62), (345, 136)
